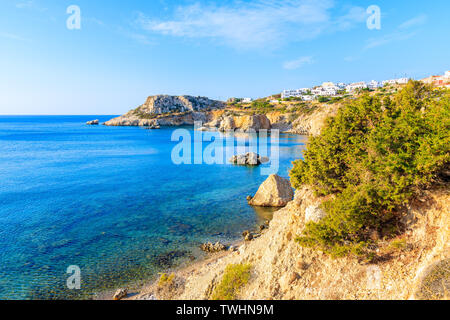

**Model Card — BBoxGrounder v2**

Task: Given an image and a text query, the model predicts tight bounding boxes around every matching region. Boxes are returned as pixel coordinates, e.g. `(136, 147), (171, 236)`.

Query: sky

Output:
(0, 0), (449, 115)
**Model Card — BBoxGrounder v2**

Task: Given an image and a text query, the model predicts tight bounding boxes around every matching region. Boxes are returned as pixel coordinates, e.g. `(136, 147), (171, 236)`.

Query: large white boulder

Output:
(248, 174), (294, 207)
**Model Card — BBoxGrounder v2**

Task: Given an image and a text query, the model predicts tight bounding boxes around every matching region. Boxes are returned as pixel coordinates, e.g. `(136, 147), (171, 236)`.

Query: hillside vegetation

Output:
(290, 81), (449, 258)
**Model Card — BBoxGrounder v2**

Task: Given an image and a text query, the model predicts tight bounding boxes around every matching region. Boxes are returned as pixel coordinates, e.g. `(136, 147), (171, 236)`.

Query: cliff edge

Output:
(133, 186), (449, 300)
(104, 95), (225, 127)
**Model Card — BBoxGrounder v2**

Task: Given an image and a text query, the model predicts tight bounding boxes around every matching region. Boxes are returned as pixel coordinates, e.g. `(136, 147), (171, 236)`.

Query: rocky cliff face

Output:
(104, 95), (224, 127)
(104, 94), (340, 136)
(138, 95), (224, 114)
(133, 186), (449, 300)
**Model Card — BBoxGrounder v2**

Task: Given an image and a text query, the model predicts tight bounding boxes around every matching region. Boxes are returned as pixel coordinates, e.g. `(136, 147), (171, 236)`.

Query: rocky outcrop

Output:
(200, 242), (227, 253)
(135, 95), (224, 115)
(229, 153), (269, 166)
(104, 94), (337, 136)
(105, 95), (224, 127)
(86, 120), (99, 125)
(304, 205), (327, 223)
(113, 288), (128, 300)
(248, 174), (294, 207)
(208, 114), (271, 132)
(131, 186), (449, 300)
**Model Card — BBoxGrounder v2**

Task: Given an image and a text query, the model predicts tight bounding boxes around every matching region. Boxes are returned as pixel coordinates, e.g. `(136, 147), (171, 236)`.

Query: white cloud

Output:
(283, 56), (314, 70)
(399, 14), (428, 29)
(365, 31), (416, 49)
(16, 0), (34, 9)
(0, 31), (29, 41)
(136, 0), (366, 49)
(364, 14), (426, 50)
(15, 0), (47, 12)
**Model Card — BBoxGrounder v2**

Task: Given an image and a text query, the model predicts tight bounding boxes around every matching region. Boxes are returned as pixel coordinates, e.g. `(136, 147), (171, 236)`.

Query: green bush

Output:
(318, 96), (330, 103)
(211, 264), (251, 300)
(290, 81), (450, 258)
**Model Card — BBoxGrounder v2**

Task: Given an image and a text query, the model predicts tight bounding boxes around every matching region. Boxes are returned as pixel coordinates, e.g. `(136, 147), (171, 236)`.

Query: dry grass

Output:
(211, 264), (252, 300)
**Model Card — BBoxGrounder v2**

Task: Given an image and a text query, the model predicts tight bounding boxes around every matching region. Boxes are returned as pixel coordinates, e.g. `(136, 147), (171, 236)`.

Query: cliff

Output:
(133, 186), (449, 300)
(104, 95), (225, 127)
(104, 94), (339, 136)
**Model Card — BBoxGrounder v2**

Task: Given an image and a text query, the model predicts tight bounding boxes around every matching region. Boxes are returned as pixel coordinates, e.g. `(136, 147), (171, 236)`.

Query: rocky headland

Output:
(104, 94), (340, 136)
(103, 84), (448, 301)
(104, 95), (225, 127)
(114, 185), (448, 301)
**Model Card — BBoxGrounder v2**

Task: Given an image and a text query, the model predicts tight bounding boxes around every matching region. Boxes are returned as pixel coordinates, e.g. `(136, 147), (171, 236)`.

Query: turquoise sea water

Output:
(0, 116), (307, 299)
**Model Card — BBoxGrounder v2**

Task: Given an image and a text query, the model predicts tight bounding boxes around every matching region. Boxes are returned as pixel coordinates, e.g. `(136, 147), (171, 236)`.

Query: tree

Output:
(290, 81), (450, 257)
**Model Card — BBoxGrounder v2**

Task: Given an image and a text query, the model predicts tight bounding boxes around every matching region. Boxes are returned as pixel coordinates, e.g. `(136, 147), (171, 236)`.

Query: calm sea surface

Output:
(0, 115), (307, 299)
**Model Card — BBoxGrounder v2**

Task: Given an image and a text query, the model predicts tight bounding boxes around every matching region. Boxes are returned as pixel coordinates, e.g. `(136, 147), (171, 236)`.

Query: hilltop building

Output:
(382, 78), (409, 86)
(281, 88), (309, 99)
(368, 80), (381, 89)
(346, 82), (368, 92)
(421, 71), (450, 87)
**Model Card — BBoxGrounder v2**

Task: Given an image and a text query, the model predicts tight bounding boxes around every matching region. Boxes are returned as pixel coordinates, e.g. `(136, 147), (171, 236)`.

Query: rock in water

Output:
(247, 152), (258, 165)
(229, 152), (268, 166)
(113, 288), (128, 300)
(248, 174), (294, 207)
(200, 242), (227, 253)
(86, 120), (99, 125)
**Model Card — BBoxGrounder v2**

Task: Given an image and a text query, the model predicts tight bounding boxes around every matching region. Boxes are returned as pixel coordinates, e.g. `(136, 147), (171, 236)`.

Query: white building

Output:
(346, 82), (367, 92)
(242, 98), (253, 103)
(367, 80), (381, 89)
(382, 78), (409, 86)
(321, 82), (336, 88)
(301, 95), (315, 101)
(281, 88), (309, 99)
(444, 71), (450, 79)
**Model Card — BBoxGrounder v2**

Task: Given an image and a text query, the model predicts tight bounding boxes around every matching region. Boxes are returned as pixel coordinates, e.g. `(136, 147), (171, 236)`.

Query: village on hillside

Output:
(228, 70), (450, 105)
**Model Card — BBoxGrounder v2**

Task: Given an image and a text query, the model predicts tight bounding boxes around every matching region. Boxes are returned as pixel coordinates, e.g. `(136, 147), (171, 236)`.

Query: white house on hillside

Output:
(346, 82), (367, 92)
(382, 78), (409, 86)
(242, 98), (253, 103)
(368, 80), (381, 89)
(281, 88), (309, 99)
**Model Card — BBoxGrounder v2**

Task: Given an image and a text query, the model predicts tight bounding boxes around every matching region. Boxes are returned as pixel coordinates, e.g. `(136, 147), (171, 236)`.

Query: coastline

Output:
(101, 185), (449, 300)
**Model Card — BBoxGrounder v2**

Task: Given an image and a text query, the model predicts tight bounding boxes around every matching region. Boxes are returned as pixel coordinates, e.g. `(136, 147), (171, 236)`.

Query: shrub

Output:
(318, 96), (330, 103)
(158, 273), (175, 287)
(211, 264), (251, 300)
(290, 81), (450, 258)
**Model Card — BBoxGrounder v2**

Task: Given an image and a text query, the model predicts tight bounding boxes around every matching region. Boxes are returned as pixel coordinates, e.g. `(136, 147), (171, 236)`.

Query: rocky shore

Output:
(103, 94), (339, 136)
(106, 185), (448, 301)
(100, 91), (448, 301)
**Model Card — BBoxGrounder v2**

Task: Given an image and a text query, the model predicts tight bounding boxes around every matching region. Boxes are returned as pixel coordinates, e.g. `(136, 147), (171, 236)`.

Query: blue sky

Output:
(0, 0), (448, 115)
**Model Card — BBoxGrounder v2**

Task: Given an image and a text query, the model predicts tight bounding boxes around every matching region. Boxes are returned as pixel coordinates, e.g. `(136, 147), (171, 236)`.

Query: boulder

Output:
(200, 242), (227, 253)
(244, 233), (254, 241)
(86, 120), (99, 125)
(248, 174), (294, 207)
(229, 152), (268, 166)
(113, 288), (128, 300)
(247, 152), (258, 165)
(219, 116), (235, 131)
(304, 205), (327, 223)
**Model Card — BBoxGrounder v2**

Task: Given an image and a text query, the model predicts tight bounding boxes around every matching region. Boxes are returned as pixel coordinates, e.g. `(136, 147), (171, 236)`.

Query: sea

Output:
(0, 115), (307, 299)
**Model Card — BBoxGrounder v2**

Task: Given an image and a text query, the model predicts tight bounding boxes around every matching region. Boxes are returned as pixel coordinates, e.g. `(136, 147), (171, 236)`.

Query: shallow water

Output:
(0, 116), (307, 299)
